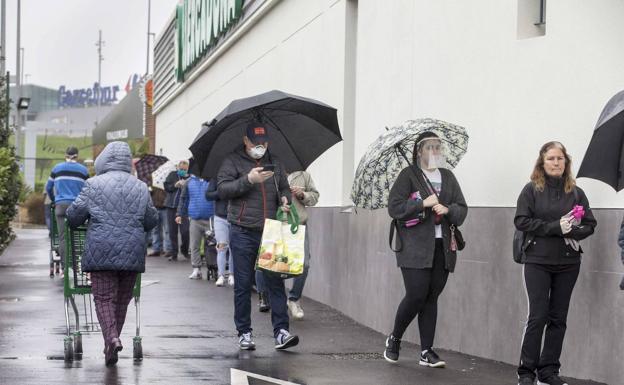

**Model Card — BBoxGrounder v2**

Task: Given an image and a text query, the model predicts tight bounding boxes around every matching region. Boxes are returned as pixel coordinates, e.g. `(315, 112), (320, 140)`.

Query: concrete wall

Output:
(353, 0), (624, 208)
(304, 206), (624, 384)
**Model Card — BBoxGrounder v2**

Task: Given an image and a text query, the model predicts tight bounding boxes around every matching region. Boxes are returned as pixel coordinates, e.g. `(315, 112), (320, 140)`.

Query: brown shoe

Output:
(147, 251), (162, 257)
(105, 338), (123, 367)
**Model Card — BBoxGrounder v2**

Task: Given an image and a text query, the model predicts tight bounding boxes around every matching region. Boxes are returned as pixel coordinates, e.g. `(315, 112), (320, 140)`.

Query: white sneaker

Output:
(228, 275), (235, 286)
(287, 300), (304, 320)
(188, 268), (202, 280)
(215, 275), (225, 286)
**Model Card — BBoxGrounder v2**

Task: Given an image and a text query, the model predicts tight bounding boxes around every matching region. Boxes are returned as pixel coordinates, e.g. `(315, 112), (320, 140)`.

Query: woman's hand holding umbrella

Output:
(432, 204), (449, 216)
(422, 194), (439, 208)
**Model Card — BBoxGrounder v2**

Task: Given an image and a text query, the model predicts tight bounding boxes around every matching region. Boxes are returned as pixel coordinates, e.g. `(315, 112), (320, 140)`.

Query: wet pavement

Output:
(0, 228), (606, 385)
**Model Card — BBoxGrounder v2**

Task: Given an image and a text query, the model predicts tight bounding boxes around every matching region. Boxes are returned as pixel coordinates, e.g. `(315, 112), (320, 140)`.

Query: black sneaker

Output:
(383, 334), (401, 363)
(258, 293), (270, 312)
(518, 376), (535, 385)
(419, 349), (446, 368)
(537, 375), (568, 385)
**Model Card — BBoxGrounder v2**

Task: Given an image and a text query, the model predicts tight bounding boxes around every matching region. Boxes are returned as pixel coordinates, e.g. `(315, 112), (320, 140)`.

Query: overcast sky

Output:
(2, 0), (179, 94)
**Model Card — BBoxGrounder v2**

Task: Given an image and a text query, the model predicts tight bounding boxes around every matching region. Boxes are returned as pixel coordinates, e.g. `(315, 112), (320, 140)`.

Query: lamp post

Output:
(15, 0), (21, 158)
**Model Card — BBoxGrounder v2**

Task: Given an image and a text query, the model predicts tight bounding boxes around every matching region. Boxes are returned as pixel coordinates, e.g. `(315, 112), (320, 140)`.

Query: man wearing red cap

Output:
(217, 121), (299, 351)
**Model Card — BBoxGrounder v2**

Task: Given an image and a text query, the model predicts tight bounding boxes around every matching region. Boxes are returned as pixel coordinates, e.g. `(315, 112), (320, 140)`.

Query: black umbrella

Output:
(578, 90), (624, 191)
(189, 90), (342, 179)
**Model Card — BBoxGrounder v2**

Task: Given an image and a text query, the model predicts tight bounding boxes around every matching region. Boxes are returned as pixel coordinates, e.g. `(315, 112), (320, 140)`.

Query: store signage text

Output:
(176, 0), (243, 81)
(106, 129), (128, 141)
(58, 83), (120, 108)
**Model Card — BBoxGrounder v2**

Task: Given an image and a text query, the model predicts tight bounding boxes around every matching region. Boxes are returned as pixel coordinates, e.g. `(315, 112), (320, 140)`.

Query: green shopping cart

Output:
(49, 206), (61, 278)
(62, 220), (143, 362)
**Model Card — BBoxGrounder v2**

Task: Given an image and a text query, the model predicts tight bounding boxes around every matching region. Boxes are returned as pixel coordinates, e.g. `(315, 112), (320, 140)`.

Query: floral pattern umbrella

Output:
(350, 118), (469, 210)
(135, 154), (169, 185)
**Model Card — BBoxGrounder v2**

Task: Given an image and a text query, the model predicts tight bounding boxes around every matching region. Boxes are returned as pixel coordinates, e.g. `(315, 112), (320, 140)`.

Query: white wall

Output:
(155, 0), (349, 206)
(355, 0), (624, 208)
(157, 0), (624, 208)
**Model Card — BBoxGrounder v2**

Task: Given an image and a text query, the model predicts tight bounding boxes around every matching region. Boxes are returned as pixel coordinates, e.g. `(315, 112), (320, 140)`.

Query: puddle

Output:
(0, 298), (20, 303)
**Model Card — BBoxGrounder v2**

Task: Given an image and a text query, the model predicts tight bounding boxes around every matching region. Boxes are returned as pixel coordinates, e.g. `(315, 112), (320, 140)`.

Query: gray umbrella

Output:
(351, 119), (469, 210)
(578, 90), (624, 191)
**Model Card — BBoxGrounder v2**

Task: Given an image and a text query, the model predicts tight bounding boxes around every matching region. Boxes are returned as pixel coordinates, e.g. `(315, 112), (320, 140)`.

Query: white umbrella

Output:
(151, 160), (176, 190)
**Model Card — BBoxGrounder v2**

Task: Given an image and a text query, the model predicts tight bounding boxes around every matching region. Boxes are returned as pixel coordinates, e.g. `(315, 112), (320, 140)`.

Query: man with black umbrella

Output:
(217, 121), (299, 351)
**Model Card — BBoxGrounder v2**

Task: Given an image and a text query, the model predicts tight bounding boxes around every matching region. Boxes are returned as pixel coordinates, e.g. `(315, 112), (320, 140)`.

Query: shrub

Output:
(21, 192), (45, 225)
(0, 75), (21, 253)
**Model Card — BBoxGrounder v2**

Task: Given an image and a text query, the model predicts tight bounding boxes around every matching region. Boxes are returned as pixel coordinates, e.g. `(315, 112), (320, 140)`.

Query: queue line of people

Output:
(46, 127), (599, 385)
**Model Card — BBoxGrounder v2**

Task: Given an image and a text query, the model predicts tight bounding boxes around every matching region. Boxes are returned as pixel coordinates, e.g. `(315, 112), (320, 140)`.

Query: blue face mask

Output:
(177, 169), (188, 177)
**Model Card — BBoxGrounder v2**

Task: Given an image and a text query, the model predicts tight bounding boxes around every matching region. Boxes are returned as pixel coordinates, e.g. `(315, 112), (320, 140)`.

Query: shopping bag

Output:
(256, 205), (305, 277)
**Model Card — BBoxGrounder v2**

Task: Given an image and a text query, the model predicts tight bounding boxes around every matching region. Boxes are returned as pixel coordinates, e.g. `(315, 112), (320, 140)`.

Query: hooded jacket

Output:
(66, 141), (158, 272)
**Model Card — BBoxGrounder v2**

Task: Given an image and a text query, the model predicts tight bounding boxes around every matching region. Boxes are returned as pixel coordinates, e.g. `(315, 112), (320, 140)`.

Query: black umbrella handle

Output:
(393, 144), (431, 196)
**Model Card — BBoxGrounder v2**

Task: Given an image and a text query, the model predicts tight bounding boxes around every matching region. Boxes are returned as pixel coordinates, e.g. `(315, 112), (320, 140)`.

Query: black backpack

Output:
(512, 186), (579, 264)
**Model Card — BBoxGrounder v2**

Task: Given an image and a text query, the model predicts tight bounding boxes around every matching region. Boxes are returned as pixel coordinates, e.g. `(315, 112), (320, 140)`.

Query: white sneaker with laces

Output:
(239, 332), (256, 350)
(275, 329), (299, 350)
(288, 300), (304, 320)
(188, 268), (202, 280)
(228, 275), (235, 286)
(215, 275), (225, 286)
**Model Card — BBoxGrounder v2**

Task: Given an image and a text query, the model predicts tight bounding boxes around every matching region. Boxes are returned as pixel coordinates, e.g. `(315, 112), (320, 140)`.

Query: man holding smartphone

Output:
(217, 121), (298, 351)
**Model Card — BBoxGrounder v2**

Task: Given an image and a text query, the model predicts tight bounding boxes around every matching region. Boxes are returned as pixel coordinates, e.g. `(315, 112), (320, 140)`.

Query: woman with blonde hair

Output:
(514, 141), (596, 385)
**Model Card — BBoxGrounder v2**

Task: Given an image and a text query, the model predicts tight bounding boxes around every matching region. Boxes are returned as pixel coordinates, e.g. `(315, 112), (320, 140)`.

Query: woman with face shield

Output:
(383, 132), (468, 368)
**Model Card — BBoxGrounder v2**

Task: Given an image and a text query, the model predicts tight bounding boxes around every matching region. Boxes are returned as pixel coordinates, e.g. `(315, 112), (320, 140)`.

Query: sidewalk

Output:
(0, 228), (606, 385)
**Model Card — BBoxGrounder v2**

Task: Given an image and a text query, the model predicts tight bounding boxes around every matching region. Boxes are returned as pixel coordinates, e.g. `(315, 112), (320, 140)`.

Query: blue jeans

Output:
(214, 215), (234, 276)
(230, 224), (288, 338)
(256, 229), (310, 301)
(151, 208), (172, 253)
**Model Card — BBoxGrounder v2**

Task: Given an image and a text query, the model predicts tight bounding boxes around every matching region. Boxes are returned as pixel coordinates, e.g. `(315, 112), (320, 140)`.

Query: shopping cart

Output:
(49, 206), (61, 278)
(62, 220), (143, 362)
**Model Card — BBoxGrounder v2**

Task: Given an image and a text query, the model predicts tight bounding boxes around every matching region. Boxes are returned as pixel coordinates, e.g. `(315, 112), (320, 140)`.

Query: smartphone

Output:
(262, 164), (275, 172)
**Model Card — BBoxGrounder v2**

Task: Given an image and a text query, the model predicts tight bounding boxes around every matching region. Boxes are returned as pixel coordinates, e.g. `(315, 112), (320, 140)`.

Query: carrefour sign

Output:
(176, 0), (243, 81)
(59, 83), (120, 108)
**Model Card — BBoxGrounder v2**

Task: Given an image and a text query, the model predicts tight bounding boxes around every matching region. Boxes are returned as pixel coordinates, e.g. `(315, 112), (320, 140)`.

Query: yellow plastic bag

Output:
(256, 206), (305, 277)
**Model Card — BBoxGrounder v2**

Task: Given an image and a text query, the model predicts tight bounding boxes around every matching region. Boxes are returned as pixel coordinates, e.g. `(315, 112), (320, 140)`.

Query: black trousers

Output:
(392, 239), (449, 351)
(166, 208), (189, 256)
(518, 263), (580, 380)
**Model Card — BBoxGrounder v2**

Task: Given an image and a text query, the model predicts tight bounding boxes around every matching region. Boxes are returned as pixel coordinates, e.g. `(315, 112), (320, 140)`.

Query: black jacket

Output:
(388, 166), (467, 272)
(514, 177), (597, 265)
(217, 147), (291, 230)
(205, 177), (227, 218)
(163, 171), (189, 209)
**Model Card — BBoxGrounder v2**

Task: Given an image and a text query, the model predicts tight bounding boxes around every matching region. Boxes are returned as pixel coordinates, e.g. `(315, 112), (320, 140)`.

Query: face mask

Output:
(248, 145), (266, 160)
(177, 169), (188, 177)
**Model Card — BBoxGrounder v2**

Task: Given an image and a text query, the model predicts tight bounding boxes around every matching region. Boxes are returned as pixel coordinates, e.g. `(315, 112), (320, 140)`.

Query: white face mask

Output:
(248, 145), (266, 160)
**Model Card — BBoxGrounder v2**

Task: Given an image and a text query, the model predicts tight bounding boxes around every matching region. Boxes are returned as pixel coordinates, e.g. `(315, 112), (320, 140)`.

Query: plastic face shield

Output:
(417, 138), (447, 170)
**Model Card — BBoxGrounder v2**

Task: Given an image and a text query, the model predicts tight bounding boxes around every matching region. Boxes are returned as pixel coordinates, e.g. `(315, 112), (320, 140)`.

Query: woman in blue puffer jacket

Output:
(66, 141), (158, 367)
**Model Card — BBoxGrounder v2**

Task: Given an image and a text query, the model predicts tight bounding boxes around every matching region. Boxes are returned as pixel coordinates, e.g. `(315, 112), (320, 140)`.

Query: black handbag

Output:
(512, 230), (533, 264)
(450, 224), (465, 251)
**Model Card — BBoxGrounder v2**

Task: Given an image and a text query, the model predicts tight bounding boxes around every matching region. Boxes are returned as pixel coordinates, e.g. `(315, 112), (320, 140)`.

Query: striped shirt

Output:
(45, 161), (89, 205)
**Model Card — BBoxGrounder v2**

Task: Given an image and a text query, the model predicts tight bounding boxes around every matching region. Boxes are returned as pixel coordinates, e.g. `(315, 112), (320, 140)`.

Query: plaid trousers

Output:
(90, 271), (138, 345)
